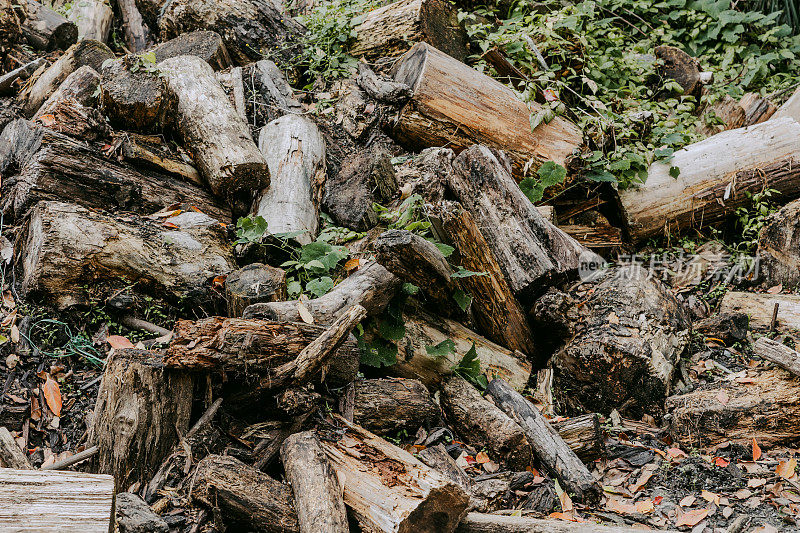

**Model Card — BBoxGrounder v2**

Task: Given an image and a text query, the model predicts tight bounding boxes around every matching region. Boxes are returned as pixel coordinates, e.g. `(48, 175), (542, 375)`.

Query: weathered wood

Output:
(191, 454), (299, 532)
(158, 0), (305, 68)
(441, 375), (532, 470)
(0, 426), (31, 469)
(351, 0), (467, 62)
(0, 57), (46, 96)
(655, 45), (700, 96)
(485, 378), (602, 505)
(0, 119), (231, 222)
(619, 117), (800, 241)
(391, 43), (582, 175)
(248, 59), (303, 124)
(33, 64), (100, 120)
(244, 261), (401, 325)
(758, 197), (800, 287)
(719, 291), (800, 330)
(116, 492), (168, 533)
(115, 0), (148, 52)
(151, 30), (231, 70)
(35, 96), (109, 140)
(118, 132), (203, 185)
(88, 349), (192, 491)
(21, 0), (78, 51)
(773, 85), (800, 123)
(216, 66), (247, 121)
(550, 413), (605, 463)
(0, 469), (115, 533)
(697, 95), (745, 136)
(134, 0), (166, 27)
(753, 336), (800, 377)
(280, 431), (349, 533)
(69, 0), (113, 42)
(739, 92), (776, 126)
(559, 223), (624, 249)
(253, 114), (325, 245)
(0, 0), (22, 51)
(340, 377), (438, 435)
(225, 263), (287, 316)
(159, 54), (269, 210)
(356, 62), (412, 104)
(100, 54), (165, 131)
(456, 513), (675, 533)
(418, 444), (472, 493)
(15, 201), (236, 309)
(667, 367), (800, 448)
(321, 415), (470, 533)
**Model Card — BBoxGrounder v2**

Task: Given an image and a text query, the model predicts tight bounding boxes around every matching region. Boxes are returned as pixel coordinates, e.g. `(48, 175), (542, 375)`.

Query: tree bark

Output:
(225, 263), (287, 317)
(280, 431), (349, 533)
(619, 117), (800, 242)
(739, 92), (776, 126)
(440, 375), (532, 471)
(0, 57), (46, 96)
(321, 415), (470, 533)
(159, 54), (269, 212)
(758, 197), (800, 287)
(33, 64), (100, 120)
(340, 377), (439, 435)
(216, 66), (247, 121)
(719, 291), (800, 330)
(0, 0), (22, 52)
(118, 132), (203, 185)
(21, 0), (78, 51)
(550, 413), (605, 463)
(100, 54), (165, 131)
(69, 0), (113, 42)
(753, 337), (800, 377)
(356, 62), (412, 104)
(151, 30), (232, 70)
(351, 0), (467, 62)
(134, 0), (166, 28)
(391, 43), (582, 175)
(115, 0), (148, 52)
(0, 426), (31, 469)
(245, 59), (304, 128)
(253, 114), (326, 245)
(116, 492), (168, 533)
(457, 513), (671, 533)
(418, 444), (472, 493)
(191, 454), (299, 533)
(485, 378), (602, 505)
(88, 349), (193, 492)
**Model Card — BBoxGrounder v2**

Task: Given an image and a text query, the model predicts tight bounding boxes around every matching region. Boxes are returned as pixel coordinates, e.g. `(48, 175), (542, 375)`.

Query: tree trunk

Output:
(619, 117), (800, 242)
(0, 426), (31, 469)
(758, 197), (800, 287)
(69, 0), (113, 42)
(158, 0), (305, 68)
(15, 201), (236, 309)
(253, 114), (326, 245)
(753, 337), (800, 377)
(320, 415), (470, 533)
(33, 64), (100, 120)
(100, 54), (165, 131)
(88, 349), (193, 492)
(456, 513), (669, 533)
(351, 0), (467, 62)
(0, 119), (231, 222)
(485, 378), (602, 505)
(0, 469), (115, 533)
(225, 263), (287, 317)
(191, 454), (299, 533)
(159, 54), (269, 212)
(339, 377), (439, 435)
(391, 43), (582, 175)
(280, 431), (349, 533)
(21, 0), (78, 51)
(151, 30), (232, 70)
(739, 92), (776, 126)
(550, 414), (605, 463)
(719, 291), (800, 330)
(440, 375), (532, 471)
(115, 0), (148, 52)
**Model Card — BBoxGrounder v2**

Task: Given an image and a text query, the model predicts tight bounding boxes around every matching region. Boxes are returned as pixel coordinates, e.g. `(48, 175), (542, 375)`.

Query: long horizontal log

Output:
(719, 291), (800, 330)
(753, 337), (800, 377)
(457, 513), (677, 533)
(151, 30), (232, 70)
(21, 0), (78, 51)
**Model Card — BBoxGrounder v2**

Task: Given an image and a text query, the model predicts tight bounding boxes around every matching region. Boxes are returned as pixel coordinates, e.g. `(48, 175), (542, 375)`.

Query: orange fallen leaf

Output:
(548, 512), (578, 522)
(676, 508), (709, 527)
(555, 481), (573, 512)
(475, 451), (490, 464)
(752, 438), (762, 461)
(606, 499), (637, 515)
(679, 495), (696, 507)
(767, 284), (783, 294)
(635, 500), (654, 514)
(163, 221), (179, 228)
(344, 257), (361, 273)
(654, 496), (663, 505)
(107, 335), (135, 350)
(42, 376), (62, 417)
(37, 114), (56, 126)
(701, 490), (720, 505)
(714, 457), (730, 467)
(212, 274), (227, 289)
(777, 458), (797, 480)
(748, 478), (767, 488)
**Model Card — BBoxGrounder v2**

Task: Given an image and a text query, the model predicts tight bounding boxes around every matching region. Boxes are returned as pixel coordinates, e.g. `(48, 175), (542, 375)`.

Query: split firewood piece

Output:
(244, 261), (401, 325)
(165, 316), (360, 388)
(115, 0), (148, 52)
(252, 114), (326, 245)
(0, 0), (22, 51)
(740, 92), (776, 126)
(356, 62), (412, 104)
(758, 197), (800, 287)
(321, 415), (470, 533)
(88, 349), (192, 491)
(151, 30), (232, 70)
(33, 65), (100, 120)
(753, 337), (800, 377)
(485, 378), (602, 505)
(100, 55), (165, 131)
(0, 119), (231, 222)
(418, 444), (472, 493)
(456, 512), (672, 533)
(0, 469), (115, 533)
(0, 57), (46, 96)
(655, 45), (700, 96)
(15, 201), (236, 309)
(159, 54), (270, 210)
(351, 0), (467, 61)
(550, 413), (605, 463)
(667, 367), (800, 448)
(719, 292), (800, 330)
(697, 95), (745, 136)
(280, 431), (349, 533)
(158, 0), (305, 68)
(440, 375), (532, 471)
(33, 97), (109, 140)
(117, 132), (203, 185)
(0, 426), (32, 469)
(225, 263), (287, 317)
(618, 117), (800, 242)
(20, 39), (113, 116)
(394, 305), (532, 391)
(391, 43), (582, 174)
(69, 0), (113, 42)
(21, 0), (78, 51)
(339, 377), (438, 435)
(191, 454), (299, 533)
(559, 223), (624, 250)
(773, 85), (800, 123)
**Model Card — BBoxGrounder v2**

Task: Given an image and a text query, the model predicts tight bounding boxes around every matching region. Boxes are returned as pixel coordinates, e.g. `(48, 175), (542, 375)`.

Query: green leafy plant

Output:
(235, 215), (270, 244)
(453, 343), (488, 389)
(733, 188), (779, 254)
(282, 240), (350, 298)
(520, 161), (568, 203)
(359, 283), (418, 367)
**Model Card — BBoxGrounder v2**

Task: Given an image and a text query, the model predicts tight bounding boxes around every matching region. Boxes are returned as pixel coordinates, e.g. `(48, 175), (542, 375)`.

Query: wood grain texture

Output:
(224, 263), (287, 316)
(21, 0), (77, 50)
(753, 337), (800, 377)
(34, 64), (100, 120)
(69, 0), (113, 42)
(115, 0), (148, 51)
(456, 513), (676, 533)
(418, 444), (472, 493)
(719, 291), (800, 330)
(550, 413), (605, 463)
(739, 92), (776, 126)
(341, 377), (439, 435)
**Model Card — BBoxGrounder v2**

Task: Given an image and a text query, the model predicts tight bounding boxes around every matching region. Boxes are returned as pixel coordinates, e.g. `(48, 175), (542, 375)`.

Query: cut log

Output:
(225, 263), (287, 316)
(159, 54), (269, 211)
(550, 413), (605, 463)
(531, 265), (690, 418)
(252, 113), (326, 245)
(667, 367), (800, 448)
(135, 0), (166, 28)
(246, 59), (303, 127)
(485, 378), (602, 505)
(440, 375), (532, 470)
(619, 117), (800, 241)
(88, 349), (192, 491)
(694, 311), (749, 345)
(100, 54), (165, 131)
(456, 513), (675, 533)
(158, 0), (305, 68)
(654, 45), (700, 96)
(115, 0), (148, 52)
(116, 492), (168, 533)
(216, 66), (247, 121)
(758, 197), (800, 287)
(33, 64), (100, 120)
(0, 57), (46, 96)
(21, 0), (78, 51)
(191, 454), (299, 533)
(356, 62), (412, 104)
(351, 0), (467, 62)
(34, 97), (109, 140)
(118, 132), (203, 185)
(0, 469), (115, 533)
(391, 43), (582, 175)
(719, 291), (800, 330)
(151, 30), (231, 70)
(0, 119), (231, 222)
(244, 261), (401, 325)
(773, 85), (800, 123)
(0, 0), (22, 51)
(321, 415), (470, 533)
(15, 201), (236, 309)
(0, 426), (31, 469)
(559, 223), (624, 249)
(753, 337), (800, 377)
(418, 444), (472, 493)
(739, 92), (776, 126)
(69, 0), (113, 42)
(339, 377), (438, 435)
(20, 39), (113, 116)
(280, 431), (349, 533)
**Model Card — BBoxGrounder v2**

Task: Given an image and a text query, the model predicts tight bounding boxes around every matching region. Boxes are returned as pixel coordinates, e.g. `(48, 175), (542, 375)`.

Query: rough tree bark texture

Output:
(739, 92), (776, 126)
(753, 337), (800, 377)
(118, 132), (203, 185)
(225, 263), (287, 316)
(69, 0), (113, 42)
(115, 0), (148, 52)
(33, 65), (100, 120)
(391, 43), (582, 175)
(340, 377), (439, 435)
(758, 197), (800, 287)
(719, 291), (800, 330)
(21, 0), (77, 51)
(0, 427), (31, 469)
(418, 444), (472, 493)
(100, 55), (165, 131)
(88, 349), (192, 491)
(551, 413), (605, 463)
(151, 30), (232, 70)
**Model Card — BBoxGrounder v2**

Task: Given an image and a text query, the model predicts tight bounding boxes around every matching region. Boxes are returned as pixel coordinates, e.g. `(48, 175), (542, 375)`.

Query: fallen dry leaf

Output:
(748, 478), (767, 488)
(714, 456), (730, 467)
(555, 480), (573, 512)
(635, 499), (654, 514)
(701, 490), (720, 505)
(767, 284), (783, 294)
(679, 495), (696, 507)
(606, 498), (637, 515)
(107, 335), (135, 350)
(777, 458), (797, 480)
(548, 512), (579, 522)
(752, 437), (762, 461)
(297, 301), (314, 324)
(475, 451), (490, 464)
(675, 508), (709, 527)
(668, 447), (688, 460)
(42, 376), (62, 417)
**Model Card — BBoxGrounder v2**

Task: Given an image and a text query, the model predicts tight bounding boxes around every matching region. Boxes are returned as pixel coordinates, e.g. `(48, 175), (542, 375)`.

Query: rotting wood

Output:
(0, 57), (46, 96)
(758, 197), (800, 288)
(550, 413), (605, 463)
(115, 0), (148, 52)
(151, 30), (232, 70)
(753, 337), (800, 377)
(225, 263), (287, 317)
(100, 54), (165, 131)
(739, 92), (776, 126)
(356, 62), (412, 104)
(33, 64), (100, 120)
(21, 0), (77, 51)
(418, 443), (472, 493)
(0, 426), (32, 469)
(339, 377), (439, 435)
(69, 0), (113, 42)
(719, 291), (800, 331)
(216, 66), (247, 121)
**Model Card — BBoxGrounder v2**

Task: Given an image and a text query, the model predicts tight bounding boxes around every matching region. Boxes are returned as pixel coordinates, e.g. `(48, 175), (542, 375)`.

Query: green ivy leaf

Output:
(378, 318), (406, 342)
(451, 266), (489, 279)
(306, 276), (334, 297)
(359, 338), (397, 368)
(452, 289), (473, 312)
(670, 166), (681, 178)
(453, 343), (488, 390)
(425, 339), (456, 358)
(537, 161), (567, 187)
(235, 216), (269, 244)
